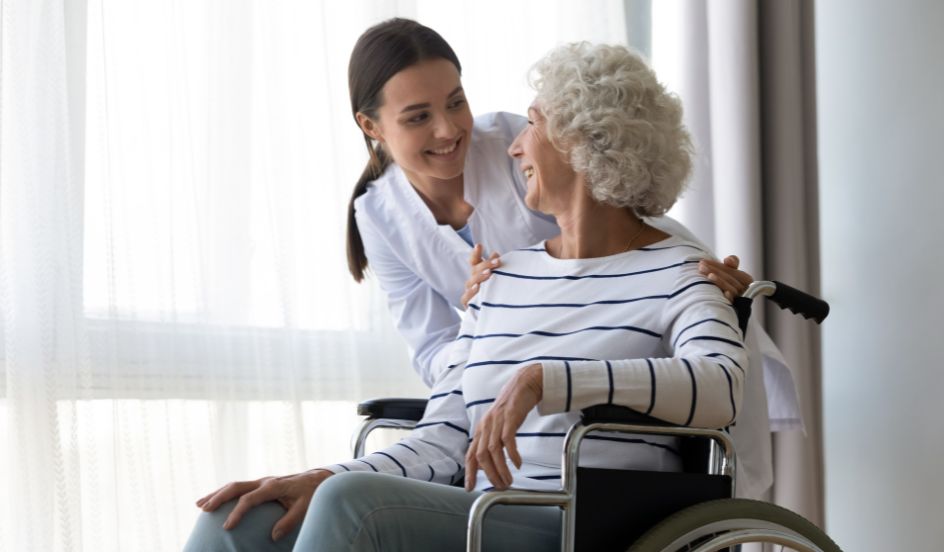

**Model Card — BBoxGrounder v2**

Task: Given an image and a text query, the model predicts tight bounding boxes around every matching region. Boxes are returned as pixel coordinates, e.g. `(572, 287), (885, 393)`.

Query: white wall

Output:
(816, 1), (944, 550)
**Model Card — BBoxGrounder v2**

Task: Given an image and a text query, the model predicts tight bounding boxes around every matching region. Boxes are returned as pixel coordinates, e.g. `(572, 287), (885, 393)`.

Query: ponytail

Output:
(346, 18), (461, 282)
(346, 137), (391, 281)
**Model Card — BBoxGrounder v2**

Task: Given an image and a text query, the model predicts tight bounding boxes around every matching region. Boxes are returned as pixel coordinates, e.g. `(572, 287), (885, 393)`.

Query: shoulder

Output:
(353, 164), (402, 229)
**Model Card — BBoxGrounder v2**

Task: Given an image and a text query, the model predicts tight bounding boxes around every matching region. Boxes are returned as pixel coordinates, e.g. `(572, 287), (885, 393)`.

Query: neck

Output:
(402, 169), (471, 228)
(548, 186), (648, 259)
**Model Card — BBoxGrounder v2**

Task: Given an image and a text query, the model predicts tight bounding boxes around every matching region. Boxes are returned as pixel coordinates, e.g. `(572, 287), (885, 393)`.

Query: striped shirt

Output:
(328, 235), (747, 491)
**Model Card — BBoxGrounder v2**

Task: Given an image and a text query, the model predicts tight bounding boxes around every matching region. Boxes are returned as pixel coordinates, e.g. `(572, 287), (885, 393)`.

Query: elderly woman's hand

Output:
(699, 255), (754, 301)
(196, 469), (334, 541)
(465, 363), (543, 491)
(460, 243), (502, 309)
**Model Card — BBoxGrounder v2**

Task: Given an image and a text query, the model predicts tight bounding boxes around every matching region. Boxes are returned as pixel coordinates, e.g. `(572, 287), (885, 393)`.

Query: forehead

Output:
(380, 58), (462, 108)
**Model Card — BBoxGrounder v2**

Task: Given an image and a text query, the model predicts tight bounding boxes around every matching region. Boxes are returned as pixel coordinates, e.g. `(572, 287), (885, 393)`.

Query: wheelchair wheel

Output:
(628, 498), (842, 552)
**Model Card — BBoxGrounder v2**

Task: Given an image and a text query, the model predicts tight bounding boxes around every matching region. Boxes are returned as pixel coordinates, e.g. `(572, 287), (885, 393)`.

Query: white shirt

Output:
(328, 236), (747, 491)
(353, 111), (797, 497)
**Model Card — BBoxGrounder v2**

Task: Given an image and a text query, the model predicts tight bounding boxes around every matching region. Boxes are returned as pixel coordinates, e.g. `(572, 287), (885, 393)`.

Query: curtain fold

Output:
(652, 0), (823, 525)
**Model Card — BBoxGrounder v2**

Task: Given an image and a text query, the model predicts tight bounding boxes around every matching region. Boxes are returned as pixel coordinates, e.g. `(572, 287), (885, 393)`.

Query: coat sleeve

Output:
(537, 258), (748, 429)
(356, 205), (461, 387)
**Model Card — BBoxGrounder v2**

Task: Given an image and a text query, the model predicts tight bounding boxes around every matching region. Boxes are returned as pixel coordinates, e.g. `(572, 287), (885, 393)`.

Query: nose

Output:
(433, 111), (459, 139)
(508, 128), (525, 158)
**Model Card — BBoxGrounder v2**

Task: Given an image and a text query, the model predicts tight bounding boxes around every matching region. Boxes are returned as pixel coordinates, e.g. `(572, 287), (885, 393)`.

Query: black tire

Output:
(628, 498), (842, 552)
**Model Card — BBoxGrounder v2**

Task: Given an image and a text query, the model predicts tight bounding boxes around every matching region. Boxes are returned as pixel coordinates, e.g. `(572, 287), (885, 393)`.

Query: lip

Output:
(425, 136), (463, 161)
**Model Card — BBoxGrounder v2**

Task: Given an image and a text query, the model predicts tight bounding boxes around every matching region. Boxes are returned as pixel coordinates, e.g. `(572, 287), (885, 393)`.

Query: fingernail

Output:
(490, 259), (499, 265)
(482, 269), (490, 275)
(272, 530), (283, 541)
(223, 520), (232, 530)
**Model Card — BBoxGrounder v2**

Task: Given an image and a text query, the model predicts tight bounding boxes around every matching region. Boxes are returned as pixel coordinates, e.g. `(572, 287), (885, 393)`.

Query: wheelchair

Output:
(352, 281), (841, 552)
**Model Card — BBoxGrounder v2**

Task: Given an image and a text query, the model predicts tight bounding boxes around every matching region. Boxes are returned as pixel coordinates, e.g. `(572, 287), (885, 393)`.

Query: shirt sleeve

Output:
(324, 308), (479, 483)
(356, 206), (460, 387)
(537, 258), (748, 429)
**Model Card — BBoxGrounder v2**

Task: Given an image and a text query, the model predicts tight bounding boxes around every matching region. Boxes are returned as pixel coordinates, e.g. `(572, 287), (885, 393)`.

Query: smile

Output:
(524, 167), (535, 179)
(427, 138), (460, 156)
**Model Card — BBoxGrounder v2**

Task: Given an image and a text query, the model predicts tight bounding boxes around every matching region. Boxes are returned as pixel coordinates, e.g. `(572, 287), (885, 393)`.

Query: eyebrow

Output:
(399, 86), (465, 114)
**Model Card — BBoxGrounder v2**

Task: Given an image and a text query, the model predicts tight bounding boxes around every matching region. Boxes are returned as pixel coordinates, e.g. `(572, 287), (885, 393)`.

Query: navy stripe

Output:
(718, 362), (737, 425)
(638, 244), (706, 253)
(479, 280), (713, 310)
(682, 358), (697, 426)
(396, 442), (419, 455)
(445, 362), (463, 370)
(527, 475), (561, 480)
(706, 352), (744, 374)
(605, 360), (614, 404)
(645, 358), (656, 415)
(335, 464), (351, 472)
(491, 260), (698, 281)
(427, 465), (435, 482)
(356, 459), (378, 472)
(672, 318), (739, 348)
(468, 304), (481, 311)
(375, 451), (407, 477)
(466, 398), (495, 408)
(457, 324), (662, 341)
(678, 335), (744, 349)
(466, 355), (594, 370)
(415, 421), (469, 436)
(429, 389), (463, 400)
(516, 432), (566, 437)
(516, 247), (546, 252)
(564, 361), (573, 412)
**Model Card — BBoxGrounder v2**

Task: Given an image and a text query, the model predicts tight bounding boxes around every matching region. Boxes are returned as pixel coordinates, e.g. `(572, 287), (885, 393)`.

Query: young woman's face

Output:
(359, 58), (473, 186)
(507, 103), (578, 215)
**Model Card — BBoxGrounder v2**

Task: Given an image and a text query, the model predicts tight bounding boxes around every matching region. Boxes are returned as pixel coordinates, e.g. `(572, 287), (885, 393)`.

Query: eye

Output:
(448, 98), (467, 110)
(406, 112), (430, 125)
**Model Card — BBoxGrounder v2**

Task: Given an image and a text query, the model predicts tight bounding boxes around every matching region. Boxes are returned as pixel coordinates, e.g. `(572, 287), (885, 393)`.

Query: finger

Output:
(465, 445), (479, 491)
(468, 244), (483, 266)
(271, 496), (310, 542)
(706, 271), (742, 297)
(504, 426), (522, 470)
(202, 481), (255, 512)
(224, 485), (278, 530)
(488, 422), (513, 489)
(723, 255), (740, 269)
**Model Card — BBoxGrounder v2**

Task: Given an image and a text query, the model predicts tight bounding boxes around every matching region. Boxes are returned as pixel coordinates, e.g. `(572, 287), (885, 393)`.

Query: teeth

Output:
(430, 140), (458, 155)
(524, 168), (535, 179)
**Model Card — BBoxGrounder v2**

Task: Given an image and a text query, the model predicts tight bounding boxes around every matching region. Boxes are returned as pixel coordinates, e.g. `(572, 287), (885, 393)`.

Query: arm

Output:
(357, 208), (461, 387)
(323, 308), (479, 483)
(538, 261), (747, 429)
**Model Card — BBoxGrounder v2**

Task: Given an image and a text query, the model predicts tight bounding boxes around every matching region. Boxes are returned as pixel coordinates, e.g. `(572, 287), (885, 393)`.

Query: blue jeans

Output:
(184, 471), (561, 551)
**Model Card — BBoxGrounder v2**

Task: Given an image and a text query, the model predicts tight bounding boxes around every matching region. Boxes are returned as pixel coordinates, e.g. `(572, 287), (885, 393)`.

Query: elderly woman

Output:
(186, 42), (747, 551)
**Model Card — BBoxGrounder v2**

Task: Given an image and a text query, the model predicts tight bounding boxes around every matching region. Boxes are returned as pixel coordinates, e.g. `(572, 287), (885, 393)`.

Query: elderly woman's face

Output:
(507, 103), (578, 215)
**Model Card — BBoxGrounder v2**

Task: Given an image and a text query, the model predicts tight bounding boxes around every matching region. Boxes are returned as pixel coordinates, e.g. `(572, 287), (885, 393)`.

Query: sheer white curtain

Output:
(0, 1), (628, 550)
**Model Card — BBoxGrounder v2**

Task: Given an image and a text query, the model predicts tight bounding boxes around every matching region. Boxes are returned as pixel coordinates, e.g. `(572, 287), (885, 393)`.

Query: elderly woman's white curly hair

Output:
(529, 42), (692, 216)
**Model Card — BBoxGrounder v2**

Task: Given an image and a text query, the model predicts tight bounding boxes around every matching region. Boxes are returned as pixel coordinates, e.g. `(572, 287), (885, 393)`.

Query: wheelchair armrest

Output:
(357, 398), (428, 422)
(580, 404), (672, 426)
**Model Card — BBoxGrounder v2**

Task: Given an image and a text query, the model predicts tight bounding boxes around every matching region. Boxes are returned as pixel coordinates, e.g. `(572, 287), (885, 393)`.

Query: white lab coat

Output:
(354, 111), (799, 498)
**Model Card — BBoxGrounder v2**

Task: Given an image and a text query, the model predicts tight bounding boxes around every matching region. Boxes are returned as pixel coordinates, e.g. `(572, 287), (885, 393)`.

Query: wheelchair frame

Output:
(351, 281), (837, 552)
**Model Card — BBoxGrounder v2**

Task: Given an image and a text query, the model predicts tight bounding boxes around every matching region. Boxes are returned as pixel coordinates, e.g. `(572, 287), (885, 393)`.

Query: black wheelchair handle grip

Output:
(769, 280), (830, 324)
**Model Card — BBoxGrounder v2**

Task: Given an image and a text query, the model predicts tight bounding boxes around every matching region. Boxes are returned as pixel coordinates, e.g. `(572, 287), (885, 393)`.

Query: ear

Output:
(356, 112), (384, 142)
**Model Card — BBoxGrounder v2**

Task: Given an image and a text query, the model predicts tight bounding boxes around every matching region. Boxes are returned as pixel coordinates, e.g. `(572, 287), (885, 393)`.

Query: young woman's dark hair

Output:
(346, 18), (463, 282)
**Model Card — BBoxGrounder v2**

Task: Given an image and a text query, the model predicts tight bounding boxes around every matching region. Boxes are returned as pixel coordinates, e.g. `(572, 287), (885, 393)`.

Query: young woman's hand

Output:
(465, 363), (543, 492)
(698, 255), (754, 301)
(195, 469), (334, 541)
(461, 244), (502, 309)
